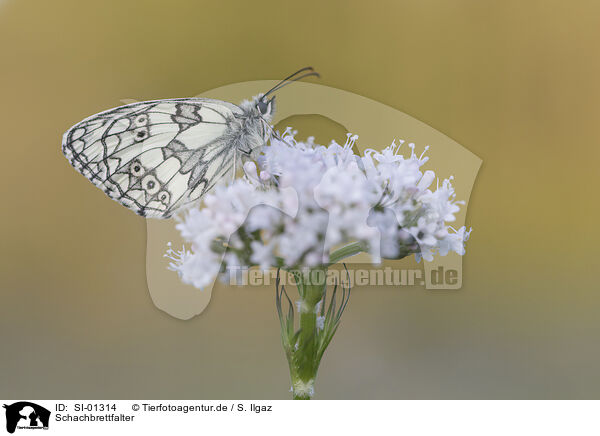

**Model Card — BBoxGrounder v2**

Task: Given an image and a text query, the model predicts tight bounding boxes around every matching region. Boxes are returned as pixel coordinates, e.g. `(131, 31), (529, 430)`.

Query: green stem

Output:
(328, 241), (368, 265)
(276, 260), (355, 399)
(289, 269), (327, 400)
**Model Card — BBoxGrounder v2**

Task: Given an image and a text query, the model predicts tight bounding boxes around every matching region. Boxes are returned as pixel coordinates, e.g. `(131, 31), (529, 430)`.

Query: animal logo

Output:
(3, 402), (50, 434)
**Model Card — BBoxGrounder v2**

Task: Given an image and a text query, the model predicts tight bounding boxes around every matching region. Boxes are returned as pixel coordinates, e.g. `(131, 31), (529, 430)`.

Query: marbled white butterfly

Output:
(62, 67), (319, 218)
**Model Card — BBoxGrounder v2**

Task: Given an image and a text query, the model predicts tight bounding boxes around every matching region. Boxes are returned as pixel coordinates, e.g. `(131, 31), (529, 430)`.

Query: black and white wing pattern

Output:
(62, 98), (242, 218)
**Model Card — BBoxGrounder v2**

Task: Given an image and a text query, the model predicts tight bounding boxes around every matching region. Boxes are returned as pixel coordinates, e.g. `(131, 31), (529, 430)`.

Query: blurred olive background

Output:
(1, 0), (599, 399)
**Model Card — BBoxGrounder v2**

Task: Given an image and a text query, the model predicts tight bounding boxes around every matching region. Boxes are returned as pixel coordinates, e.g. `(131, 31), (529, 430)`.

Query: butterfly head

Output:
(255, 94), (276, 122)
(252, 67), (320, 123)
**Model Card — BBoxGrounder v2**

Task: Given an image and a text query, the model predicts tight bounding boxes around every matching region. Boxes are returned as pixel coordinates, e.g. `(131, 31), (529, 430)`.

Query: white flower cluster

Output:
(166, 130), (471, 289)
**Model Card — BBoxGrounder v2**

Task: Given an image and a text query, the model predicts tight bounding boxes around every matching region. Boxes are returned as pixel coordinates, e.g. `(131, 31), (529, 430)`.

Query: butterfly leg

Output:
(232, 149), (238, 182)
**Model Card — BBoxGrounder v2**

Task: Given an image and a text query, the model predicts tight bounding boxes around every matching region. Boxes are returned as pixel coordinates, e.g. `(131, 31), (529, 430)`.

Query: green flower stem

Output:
(290, 269), (327, 400)
(275, 248), (359, 399)
(275, 265), (352, 399)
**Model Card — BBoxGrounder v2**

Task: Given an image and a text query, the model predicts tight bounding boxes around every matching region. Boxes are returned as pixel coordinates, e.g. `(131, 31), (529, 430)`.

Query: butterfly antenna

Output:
(262, 67), (320, 99)
(263, 72), (320, 98)
(263, 67), (313, 95)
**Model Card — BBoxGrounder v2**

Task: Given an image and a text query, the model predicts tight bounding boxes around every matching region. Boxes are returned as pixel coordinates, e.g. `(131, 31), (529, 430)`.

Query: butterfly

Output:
(62, 67), (319, 218)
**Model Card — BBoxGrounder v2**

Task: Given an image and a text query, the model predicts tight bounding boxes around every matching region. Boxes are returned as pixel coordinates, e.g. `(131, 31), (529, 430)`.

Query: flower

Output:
(168, 130), (471, 288)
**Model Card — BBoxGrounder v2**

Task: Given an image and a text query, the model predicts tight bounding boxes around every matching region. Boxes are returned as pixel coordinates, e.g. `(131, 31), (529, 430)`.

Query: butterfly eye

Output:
(256, 98), (273, 116)
(158, 190), (170, 205)
(134, 128), (148, 141)
(130, 160), (145, 177)
(142, 174), (160, 195)
(135, 115), (148, 126)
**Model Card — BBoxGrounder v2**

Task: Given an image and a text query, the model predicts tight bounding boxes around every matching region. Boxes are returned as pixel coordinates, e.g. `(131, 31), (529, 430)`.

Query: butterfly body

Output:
(62, 96), (274, 218)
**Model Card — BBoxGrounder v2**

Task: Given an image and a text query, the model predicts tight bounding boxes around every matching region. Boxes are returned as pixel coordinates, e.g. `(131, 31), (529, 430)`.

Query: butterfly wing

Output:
(62, 98), (242, 218)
